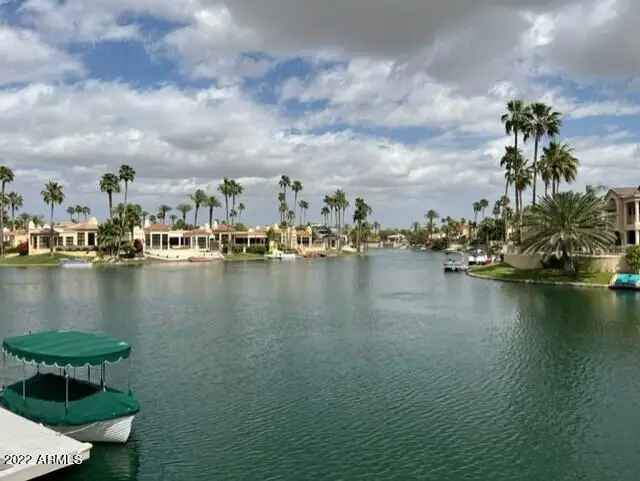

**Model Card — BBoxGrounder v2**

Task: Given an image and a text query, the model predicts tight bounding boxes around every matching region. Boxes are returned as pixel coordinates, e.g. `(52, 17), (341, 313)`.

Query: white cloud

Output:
(0, 25), (83, 85)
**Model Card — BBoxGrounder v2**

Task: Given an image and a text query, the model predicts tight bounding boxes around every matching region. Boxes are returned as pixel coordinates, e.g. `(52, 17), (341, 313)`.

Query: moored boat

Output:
(443, 250), (468, 272)
(0, 331), (140, 443)
(264, 249), (297, 260)
(59, 258), (92, 268)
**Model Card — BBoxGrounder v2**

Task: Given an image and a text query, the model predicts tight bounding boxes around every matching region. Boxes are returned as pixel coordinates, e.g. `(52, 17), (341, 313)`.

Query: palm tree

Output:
(218, 178), (232, 224)
(170, 214), (177, 226)
(0, 166), (14, 257)
(148, 214), (157, 224)
(425, 209), (439, 241)
(7, 192), (22, 230)
(323, 194), (335, 226)
(353, 198), (373, 251)
(141, 211), (149, 225)
(82, 206), (91, 221)
(513, 160), (533, 218)
(66, 206), (75, 221)
(119, 165), (136, 207)
(177, 203), (193, 223)
(321, 206), (330, 225)
(472, 201), (481, 224)
(230, 209), (238, 224)
(523, 102), (562, 204)
(522, 192), (615, 273)
(501, 100), (530, 201)
(479, 199), (489, 219)
(237, 203), (245, 223)
(540, 141), (579, 195)
(157, 205), (171, 224)
(97, 220), (122, 257)
(41, 181), (64, 255)
(206, 196), (221, 228)
(500, 146), (523, 201)
(278, 203), (288, 226)
(18, 212), (30, 229)
(99, 173), (121, 219)
(298, 200), (309, 225)
(190, 189), (207, 226)
(229, 180), (243, 223)
(292, 180), (303, 219)
(279, 175), (291, 201)
(75, 205), (83, 222)
(287, 209), (295, 226)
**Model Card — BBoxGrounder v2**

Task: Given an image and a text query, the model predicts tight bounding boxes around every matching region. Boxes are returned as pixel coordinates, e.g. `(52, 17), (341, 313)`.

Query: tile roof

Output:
(144, 224), (171, 232)
(610, 187), (640, 197)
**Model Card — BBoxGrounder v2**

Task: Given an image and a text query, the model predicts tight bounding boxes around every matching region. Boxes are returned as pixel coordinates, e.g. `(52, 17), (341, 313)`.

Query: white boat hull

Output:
(52, 415), (135, 444)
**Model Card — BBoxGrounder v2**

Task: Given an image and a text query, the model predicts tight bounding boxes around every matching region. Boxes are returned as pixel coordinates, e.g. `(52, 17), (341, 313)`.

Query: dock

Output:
(0, 408), (91, 481)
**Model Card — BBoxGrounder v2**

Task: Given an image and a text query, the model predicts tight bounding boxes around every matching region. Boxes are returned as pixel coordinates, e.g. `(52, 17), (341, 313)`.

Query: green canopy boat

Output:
(1, 331), (140, 443)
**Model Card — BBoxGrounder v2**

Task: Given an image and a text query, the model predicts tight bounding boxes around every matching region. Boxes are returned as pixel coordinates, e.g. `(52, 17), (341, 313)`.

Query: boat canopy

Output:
(2, 331), (131, 367)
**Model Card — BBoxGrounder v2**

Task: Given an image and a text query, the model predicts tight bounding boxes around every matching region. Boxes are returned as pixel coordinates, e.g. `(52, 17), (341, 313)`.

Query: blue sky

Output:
(1, 0), (640, 227)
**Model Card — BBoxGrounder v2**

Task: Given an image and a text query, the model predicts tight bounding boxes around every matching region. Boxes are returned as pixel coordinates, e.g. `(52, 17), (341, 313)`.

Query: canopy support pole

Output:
(65, 369), (69, 413)
(100, 362), (105, 391)
(22, 361), (26, 401)
(88, 365), (90, 383)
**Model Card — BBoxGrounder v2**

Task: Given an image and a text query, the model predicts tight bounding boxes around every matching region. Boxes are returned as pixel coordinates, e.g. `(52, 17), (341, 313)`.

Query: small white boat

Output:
(56, 415), (135, 443)
(265, 249), (297, 260)
(443, 250), (468, 272)
(60, 259), (92, 269)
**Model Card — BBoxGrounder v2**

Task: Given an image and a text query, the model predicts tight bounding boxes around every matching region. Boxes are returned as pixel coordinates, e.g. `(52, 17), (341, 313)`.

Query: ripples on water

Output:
(2, 251), (640, 480)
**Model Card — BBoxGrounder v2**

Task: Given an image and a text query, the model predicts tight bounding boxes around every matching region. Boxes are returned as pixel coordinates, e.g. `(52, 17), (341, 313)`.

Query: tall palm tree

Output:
(513, 160), (533, 218)
(321, 206), (330, 225)
(157, 205), (171, 224)
(278, 203), (288, 226)
(97, 220), (122, 257)
(119, 165), (136, 207)
(472, 201), (481, 224)
(479, 198), (489, 219)
(74, 205), (83, 222)
(190, 189), (207, 226)
(425, 209), (438, 241)
(291, 180), (303, 220)
(218, 178), (232, 224)
(7, 192), (23, 229)
(540, 141), (579, 195)
(279, 175), (291, 202)
(501, 100), (530, 201)
(237, 203), (245, 223)
(41, 181), (64, 255)
(82, 206), (91, 221)
(522, 192), (615, 273)
(353, 198), (373, 251)
(523, 102), (562, 205)
(500, 146), (522, 201)
(206, 196), (221, 228)
(0, 166), (14, 257)
(66, 206), (76, 221)
(99, 173), (121, 219)
(229, 180), (243, 223)
(170, 214), (177, 226)
(298, 200), (309, 225)
(176, 203), (193, 223)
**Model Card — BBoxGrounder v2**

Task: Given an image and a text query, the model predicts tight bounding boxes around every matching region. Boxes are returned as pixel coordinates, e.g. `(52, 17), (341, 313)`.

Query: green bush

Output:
(246, 246), (266, 255)
(626, 245), (640, 273)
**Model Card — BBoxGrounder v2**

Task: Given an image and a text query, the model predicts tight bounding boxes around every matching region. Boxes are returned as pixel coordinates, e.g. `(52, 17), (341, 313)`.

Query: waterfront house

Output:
(29, 218), (99, 254)
(605, 187), (640, 247)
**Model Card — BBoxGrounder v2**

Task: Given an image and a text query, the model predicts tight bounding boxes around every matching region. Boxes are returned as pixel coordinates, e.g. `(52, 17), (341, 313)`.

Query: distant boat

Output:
(443, 250), (468, 272)
(59, 258), (92, 269)
(265, 249), (297, 260)
(467, 249), (488, 265)
(188, 252), (224, 262)
(0, 330), (140, 443)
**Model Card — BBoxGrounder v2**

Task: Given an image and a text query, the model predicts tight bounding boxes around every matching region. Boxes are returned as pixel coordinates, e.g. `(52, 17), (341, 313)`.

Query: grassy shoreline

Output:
(0, 253), (69, 267)
(468, 263), (613, 287)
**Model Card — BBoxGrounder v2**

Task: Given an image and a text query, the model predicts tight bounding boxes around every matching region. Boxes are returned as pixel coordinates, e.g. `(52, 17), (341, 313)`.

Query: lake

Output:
(1, 250), (640, 480)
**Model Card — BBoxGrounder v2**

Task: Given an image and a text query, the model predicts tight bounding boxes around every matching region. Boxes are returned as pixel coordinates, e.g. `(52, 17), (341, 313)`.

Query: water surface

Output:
(1, 250), (640, 480)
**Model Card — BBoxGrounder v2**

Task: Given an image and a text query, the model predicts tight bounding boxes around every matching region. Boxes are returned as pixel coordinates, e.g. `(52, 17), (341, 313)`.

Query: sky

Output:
(1, 0), (640, 227)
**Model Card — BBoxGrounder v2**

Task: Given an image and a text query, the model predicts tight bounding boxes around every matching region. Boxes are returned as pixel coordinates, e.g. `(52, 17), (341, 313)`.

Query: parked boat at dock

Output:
(443, 250), (468, 272)
(0, 331), (140, 444)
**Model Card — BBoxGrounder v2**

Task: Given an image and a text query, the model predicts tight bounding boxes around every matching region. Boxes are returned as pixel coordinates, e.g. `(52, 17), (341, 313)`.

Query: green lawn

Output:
(469, 263), (613, 286)
(0, 253), (70, 267)
(224, 253), (265, 262)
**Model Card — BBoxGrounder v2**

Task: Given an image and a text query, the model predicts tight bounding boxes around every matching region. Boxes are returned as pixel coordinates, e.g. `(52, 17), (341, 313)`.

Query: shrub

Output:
(133, 239), (143, 254)
(17, 241), (29, 256)
(626, 245), (640, 273)
(246, 246), (266, 255)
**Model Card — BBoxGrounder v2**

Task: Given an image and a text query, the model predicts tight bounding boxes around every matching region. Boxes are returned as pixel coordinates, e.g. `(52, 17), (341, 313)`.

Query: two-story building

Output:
(605, 187), (640, 247)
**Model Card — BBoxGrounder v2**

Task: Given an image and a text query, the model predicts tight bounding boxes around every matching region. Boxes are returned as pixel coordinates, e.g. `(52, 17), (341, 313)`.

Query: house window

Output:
(40, 236), (50, 248)
(198, 237), (207, 249)
(77, 232), (85, 247)
(88, 233), (96, 246)
(151, 234), (161, 249)
(627, 204), (636, 224)
(145, 234), (151, 246)
(628, 231), (636, 245)
(65, 236), (74, 247)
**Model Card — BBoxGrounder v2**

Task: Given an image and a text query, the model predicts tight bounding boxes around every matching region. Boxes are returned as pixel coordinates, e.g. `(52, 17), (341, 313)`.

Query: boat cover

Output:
(3, 330), (131, 367)
(0, 373), (140, 425)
